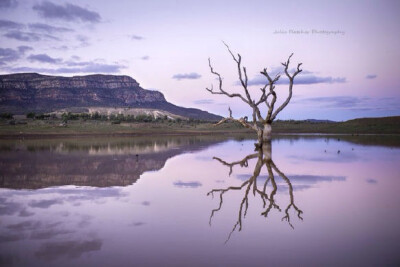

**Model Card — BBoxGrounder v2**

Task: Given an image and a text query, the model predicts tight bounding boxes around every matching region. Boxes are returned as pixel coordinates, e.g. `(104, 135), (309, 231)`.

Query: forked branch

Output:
(270, 160), (304, 229)
(206, 43), (302, 144)
(213, 152), (258, 176)
(206, 58), (249, 104)
(270, 54), (303, 121)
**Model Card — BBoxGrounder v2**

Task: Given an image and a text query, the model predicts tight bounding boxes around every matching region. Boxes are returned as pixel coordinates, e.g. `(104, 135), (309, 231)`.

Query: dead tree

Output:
(208, 144), (303, 242)
(206, 43), (302, 145)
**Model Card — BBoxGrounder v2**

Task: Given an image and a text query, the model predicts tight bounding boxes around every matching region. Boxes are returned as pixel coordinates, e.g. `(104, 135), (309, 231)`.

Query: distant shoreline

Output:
(0, 128), (398, 140)
(0, 116), (399, 139)
(1, 133), (398, 141)
(0, 130), (238, 139)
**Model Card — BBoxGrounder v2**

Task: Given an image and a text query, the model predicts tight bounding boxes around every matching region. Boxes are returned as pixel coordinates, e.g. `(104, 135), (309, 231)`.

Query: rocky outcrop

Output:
(0, 73), (222, 120)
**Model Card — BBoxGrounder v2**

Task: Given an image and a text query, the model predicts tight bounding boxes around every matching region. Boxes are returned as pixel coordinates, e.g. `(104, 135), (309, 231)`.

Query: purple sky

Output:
(0, 0), (399, 120)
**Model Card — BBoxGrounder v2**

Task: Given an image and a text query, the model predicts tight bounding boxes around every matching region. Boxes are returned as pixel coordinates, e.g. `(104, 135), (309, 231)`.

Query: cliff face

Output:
(1, 73), (165, 107)
(0, 73), (221, 120)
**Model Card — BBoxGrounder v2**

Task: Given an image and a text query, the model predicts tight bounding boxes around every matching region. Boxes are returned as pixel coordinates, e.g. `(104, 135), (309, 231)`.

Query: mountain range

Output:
(0, 73), (222, 121)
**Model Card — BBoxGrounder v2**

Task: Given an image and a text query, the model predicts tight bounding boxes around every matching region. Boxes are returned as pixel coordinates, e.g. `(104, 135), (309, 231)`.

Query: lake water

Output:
(1, 135), (399, 266)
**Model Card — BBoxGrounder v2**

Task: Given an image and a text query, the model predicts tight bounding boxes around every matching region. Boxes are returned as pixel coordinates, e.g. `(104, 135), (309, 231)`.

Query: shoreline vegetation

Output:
(0, 113), (399, 139)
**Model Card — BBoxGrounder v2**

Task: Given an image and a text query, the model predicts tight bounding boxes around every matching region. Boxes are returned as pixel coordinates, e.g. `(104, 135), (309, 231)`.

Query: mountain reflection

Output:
(208, 141), (303, 242)
(0, 136), (228, 189)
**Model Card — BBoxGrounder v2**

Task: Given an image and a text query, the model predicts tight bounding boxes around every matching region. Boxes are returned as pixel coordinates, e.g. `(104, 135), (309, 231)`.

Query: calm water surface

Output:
(0, 135), (399, 266)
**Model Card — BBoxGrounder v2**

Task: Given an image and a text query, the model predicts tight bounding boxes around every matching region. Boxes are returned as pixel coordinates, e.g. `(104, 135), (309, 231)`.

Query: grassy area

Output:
(273, 116), (400, 134)
(0, 116), (399, 137)
(0, 119), (251, 137)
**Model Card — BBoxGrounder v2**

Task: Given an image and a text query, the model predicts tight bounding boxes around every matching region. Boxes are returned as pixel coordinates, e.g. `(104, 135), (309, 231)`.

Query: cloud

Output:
(19, 208), (35, 217)
(59, 188), (127, 201)
(28, 23), (73, 34)
(0, 233), (26, 243)
(57, 63), (124, 73)
(5, 63), (125, 74)
(236, 174), (268, 181)
(366, 74), (377, 79)
(35, 239), (102, 261)
(366, 178), (377, 184)
(296, 96), (362, 108)
(28, 53), (62, 64)
(7, 220), (41, 231)
(0, 198), (23, 215)
(31, 229), (73, 240)
(52, 45), (69, 50)
(173, 180), (202, 188)
(294, 95), (400, 113)
(244, 76), (265, 86)
(290, 75), (346, 84)
(76, 34), (90, 47)
(51, 45), (71, 52)
(2, 187), (127, 200)
(18, 45), (33, 53)
(131, 35), (144, 40)
(0, 197), (32, 217)
(64, 60), (92, 66)
(3, 30), (59, 41)
(4, 31), (41, 41)
(288, 185), (312, 191)
(287, 152), (360, 163)
(140, 56), (149, 60)
(0, 19), (24, 30)
(0, 0), (18, 9)
(141, 201), (150, 206)
(33, 1), (101, 23)
(2, 50), (125, 74)
(130, 222), (146, 227)
(193, 99), (214, 105)
(29, 199), (63, 209)
(172, 72), (202, 80)
(283, 174), (346, 183)
(5, 59), (125, 74)
(246, 73), (346, 86)
(236, 174), (346, 191)
(0, 47), (20, 62)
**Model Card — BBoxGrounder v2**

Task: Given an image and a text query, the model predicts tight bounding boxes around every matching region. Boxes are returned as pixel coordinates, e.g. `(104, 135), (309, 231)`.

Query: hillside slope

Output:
(0, 73), (222, 121)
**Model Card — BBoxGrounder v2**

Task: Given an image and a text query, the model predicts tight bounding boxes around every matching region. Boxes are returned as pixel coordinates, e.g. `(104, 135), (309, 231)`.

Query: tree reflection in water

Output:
(208, 141), (303, 242)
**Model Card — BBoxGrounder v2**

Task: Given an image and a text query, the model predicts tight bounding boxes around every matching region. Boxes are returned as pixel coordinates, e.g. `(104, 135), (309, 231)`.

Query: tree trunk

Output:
(255, 123), (272, 148)
(262, 140), (272, 161)
(256, 129), (263, 147)
(262, 123), (272, 142)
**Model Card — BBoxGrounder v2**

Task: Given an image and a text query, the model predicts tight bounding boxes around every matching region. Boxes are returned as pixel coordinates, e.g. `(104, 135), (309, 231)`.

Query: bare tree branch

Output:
(212, 153), (258, 176)
(221, 42), (254, 104)
(271, 54), (303, 121)
(260, 68), (281, 122)
(207, 180), (250, 226)
(260, 161), (281, 217)
(221, 42), (263, 127)
(208, 145), (303, 242)
(270, 160), (304, 228)
(206, 58), (249, 104)
(206, 43), (302, 145)
(214, 107), (258, 131)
